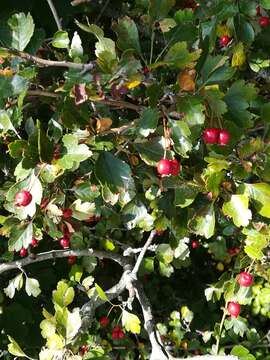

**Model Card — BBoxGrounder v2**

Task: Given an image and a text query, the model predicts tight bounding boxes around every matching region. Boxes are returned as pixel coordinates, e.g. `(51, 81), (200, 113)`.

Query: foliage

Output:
(0, 0), (270, 359)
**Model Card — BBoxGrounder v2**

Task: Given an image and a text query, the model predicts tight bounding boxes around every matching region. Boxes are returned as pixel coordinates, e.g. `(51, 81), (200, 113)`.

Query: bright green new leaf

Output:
(95, 283), (109, 301)
(52, 281), (75, 308)
(245, 183), (270, 218)
(52, 31), (70, 49)
(122, 310), (141, 334)
(222, 194), (252, 227)
(66, 308), (82, 344)
(4, 273), (24, 298)
(156, 244), (174, 264)
(7, 336), (28, 358)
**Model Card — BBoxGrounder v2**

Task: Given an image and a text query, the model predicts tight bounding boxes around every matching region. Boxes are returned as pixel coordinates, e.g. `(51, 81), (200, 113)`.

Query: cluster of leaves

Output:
(1, 0), (270, 359)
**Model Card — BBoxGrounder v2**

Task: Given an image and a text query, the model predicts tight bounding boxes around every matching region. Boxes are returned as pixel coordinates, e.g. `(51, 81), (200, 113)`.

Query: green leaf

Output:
(156, 244), (174, 264)
(52, 281), (75, 308)
(69, 264), (83, 282)
(73, 182), (100, 202)
(113, 16), (141, 54)
(260, 0), (270, 9)
(231, 345), (256, 360)
(243, 228), (268, 260)
(135, 137), (166, 165)
(122, 310), (141, 334)
(95, 37), (117, 73)
(177, 96), (205, 131)
(7, 336), (28, 358)
(82, 256), (97, 274)
(245, 183), (270, 218)
(57, 134), (92, 170)
(234, 16), (255, 43)
(0, 110), (17, 135)
(66, 308), (82, 344)
(159, 261), (174, 277)
(188, 203), (215, 239)
(52, 31), (70, 49)
(95, 283), (109, 301)
(138, 108), (159, 137)
(222, 194), (252, 227)
(95, 152), (132, 193)
(164, 41), (201, 68)
(8, 222), (33, 251)
(169, 119), (192, 157)
(204, 89), (228, 117)
(175, 183), (199, 208)
(122, 198), (154, 231)
(149, 0), (176, 20)
(0, 75), (28, 100)
(225, 316), (248, 337)
(7, 12), (35, 51)
(75, 20), (104, 39)
(261, 103), (270, 122)
(25, 277), (41, 297)
(40, 319), (56, 339)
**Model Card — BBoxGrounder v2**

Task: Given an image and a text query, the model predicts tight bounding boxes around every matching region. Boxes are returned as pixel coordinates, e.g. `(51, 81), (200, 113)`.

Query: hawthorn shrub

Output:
(1, 0), (270, 359)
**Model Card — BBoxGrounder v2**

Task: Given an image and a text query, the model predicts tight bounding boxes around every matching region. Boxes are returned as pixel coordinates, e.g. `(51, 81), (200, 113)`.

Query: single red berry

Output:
(60, 237), (70, 249)
(20, 248), (27, 257)
(219, 35), (230, 47)
(202, 128), (220, 144)
(15, 190), (32, 207)
(191, 240), (200, 249)
(227, 301), (241, 318)
(256, 6), (261, 16)
(79, 345), (89, 355)
(67, 256), (77, 265)
(218, 129), (230, 145)
(259, 16), (269, 27)
(62, 208), (73, 219)
(31, 238), (38, 247)
(143, 66), (150, 74)
(237, 272), (254, 287)
(157, 159), (172, 176)
(99, 316), (110, 327)
(228, 247), (240, 256)
(118, 329), (125, 339)
(170, 159), (181, 176)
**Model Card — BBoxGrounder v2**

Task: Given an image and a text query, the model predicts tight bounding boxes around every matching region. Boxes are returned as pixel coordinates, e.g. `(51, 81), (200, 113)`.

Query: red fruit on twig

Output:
(259, 16), (269, 27)
(227, 301), (241, 318)
(62, 208), (73, 219)
(60, 237), (70, 249)
(15, 190), (32, 207)
(219, 35), (230, 47)
(237, 272), (253, 287)
(191, 240), (200, 249)
(20, 248), (27, 257)
(218, 129), (230, 145)
(99, 316), (110, 326)
(67, 256), (77, 265)
(202, 128), (219, 144)
(31, 238), (38, 247)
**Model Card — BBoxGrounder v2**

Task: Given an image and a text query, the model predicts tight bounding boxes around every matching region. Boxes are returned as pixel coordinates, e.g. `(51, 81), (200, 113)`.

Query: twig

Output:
(71, 0), (91, 6)
(123, 244), (158, 256)
(0, 248), (130, 275)
(46, 0), (62, 31)
(95, 0), (111, 23)
(1, 48), (95, 72)
(132, 230), (156, 275)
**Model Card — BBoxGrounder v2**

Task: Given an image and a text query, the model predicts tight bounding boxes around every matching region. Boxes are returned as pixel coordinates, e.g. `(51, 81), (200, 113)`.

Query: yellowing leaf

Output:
(122, 310), (141, 334)
(96, 117), (113, 133)
(95, 283), (109, 301)
(216, 24), (232, 37)
(232, 43), (246, 67)
(46, 334), (64, 350)
(178, 69), (196, 92)
(126, 80), (141, 89)
(7, 336), (27, 358)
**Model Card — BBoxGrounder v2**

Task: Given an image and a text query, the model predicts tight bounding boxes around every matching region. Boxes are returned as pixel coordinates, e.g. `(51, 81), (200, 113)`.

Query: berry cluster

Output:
(111, 325), (125, 340)
(203, 128), (230, 145)
(156, 158), (181, 176)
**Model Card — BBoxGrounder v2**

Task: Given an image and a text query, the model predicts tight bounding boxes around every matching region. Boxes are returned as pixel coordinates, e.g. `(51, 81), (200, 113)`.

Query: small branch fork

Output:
(0, 232), (237, 360)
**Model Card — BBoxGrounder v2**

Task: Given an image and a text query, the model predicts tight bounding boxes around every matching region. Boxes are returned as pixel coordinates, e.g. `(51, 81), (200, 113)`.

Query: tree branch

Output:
(0, 248), (130, 275)
(46, 0), (62, 31)
(132, 230), (156, 276)
(71, 0), (91, 6)
(1, 48), (95, 71)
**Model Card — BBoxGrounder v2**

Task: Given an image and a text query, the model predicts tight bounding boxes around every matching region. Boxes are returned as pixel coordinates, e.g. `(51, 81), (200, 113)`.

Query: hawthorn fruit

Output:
(227, 301), (241, 318)
(15, 190), (32, 207)
(237, 272), (253, 287)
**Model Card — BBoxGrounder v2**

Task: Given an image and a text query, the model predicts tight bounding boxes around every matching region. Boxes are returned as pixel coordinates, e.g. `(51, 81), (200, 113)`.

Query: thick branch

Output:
(1, 48), (95, 71)
(0, 248), (130, 275)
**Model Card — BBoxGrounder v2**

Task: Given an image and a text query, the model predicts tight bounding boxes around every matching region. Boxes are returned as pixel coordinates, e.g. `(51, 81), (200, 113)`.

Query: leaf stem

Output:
(215, 302), (228, 355)
(46, 0), (62, 31)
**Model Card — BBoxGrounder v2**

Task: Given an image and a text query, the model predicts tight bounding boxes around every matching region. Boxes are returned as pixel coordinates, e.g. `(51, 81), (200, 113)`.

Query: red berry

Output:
(99, 316), (110, 327)
(20, 248), (27, 257)
(170, 159), (181, 176)
(202, 128), (219, 144)
(259, 16), (269, 27)
(79, 345), (89, 355)
(256, 6), (261, 16)
(191, 240), (200, 249)
(15, 190), (32, 207)
(227, 301), (241, 318)
(60, 237), (70, 249)
(157, 159), (172, 176)
(31, 238), (38, 247)
(219, 35), (230, 47)
(112, 326), (125, 340)
(62, 208), (73, 219)
(156, 229), (164, 236)
(143, 66), (150, 74)
(67, 256), (77, 265)
(237, 272), (253, 287)
(218, 129), (230, 145)
(228, 247), (240, 256)
(118, 330), (125, 339)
